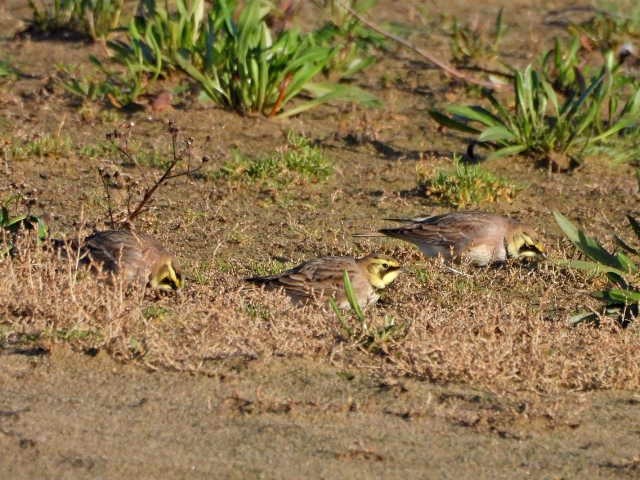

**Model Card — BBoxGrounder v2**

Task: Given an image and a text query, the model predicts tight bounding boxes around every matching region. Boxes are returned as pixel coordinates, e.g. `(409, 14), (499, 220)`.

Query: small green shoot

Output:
(567, 4), (640, 53)
(447, 8), (507, 67)
(59, 60), (145, 108)
(314, 0), (385, 80)
(8, 133), (72, 161)
(0, 60), (19, 81)
(142, 305), (171, 320)
(244, 302), (272, 321)
(330, 270), (408, 353)
(248, 259), (290, 277)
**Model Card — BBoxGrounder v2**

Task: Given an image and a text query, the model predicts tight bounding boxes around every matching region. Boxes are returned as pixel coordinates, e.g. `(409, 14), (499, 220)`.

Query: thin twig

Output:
(99, 169), (116, 229)
(333, 0), (506, 90)
(268, 72), (293, 117)
(3, 148), (9, 176)
(101, 122), (210, 228)
(125, 129), (180, 225)
(165, 163), (206, 180)
(439, 264), (472, 277)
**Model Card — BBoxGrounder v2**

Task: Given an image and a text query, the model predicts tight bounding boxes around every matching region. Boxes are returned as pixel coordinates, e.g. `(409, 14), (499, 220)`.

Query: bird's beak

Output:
(526, 245), (546, 260)
(150, 263), (183, 290)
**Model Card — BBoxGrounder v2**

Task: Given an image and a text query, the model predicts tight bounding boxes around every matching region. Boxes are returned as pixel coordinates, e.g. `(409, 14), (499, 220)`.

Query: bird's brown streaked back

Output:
(246, 254), (401, 309)
(377, 212), (544, 266)
(79, 230), (183, 291)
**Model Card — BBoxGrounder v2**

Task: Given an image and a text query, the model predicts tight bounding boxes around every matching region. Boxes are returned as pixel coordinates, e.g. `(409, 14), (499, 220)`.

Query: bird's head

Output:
(150, 260), (184, 291)
(360, 255), (402, 289)
(506, 227), (546, 261)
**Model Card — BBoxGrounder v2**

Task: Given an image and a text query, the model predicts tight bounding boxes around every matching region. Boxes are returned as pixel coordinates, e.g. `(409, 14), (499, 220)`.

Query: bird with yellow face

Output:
(76, 230), (183, 291)
(361, 212), (545, 267)
(246, 254), (402, 309)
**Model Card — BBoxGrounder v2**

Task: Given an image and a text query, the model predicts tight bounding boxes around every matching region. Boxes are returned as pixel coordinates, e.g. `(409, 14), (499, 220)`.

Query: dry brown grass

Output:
(2, 232), (639, 409)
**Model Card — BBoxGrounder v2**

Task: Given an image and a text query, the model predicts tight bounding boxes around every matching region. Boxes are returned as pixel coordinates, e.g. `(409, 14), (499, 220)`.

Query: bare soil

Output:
(2, 349), (640, 479)
(2, 0), (640, 478)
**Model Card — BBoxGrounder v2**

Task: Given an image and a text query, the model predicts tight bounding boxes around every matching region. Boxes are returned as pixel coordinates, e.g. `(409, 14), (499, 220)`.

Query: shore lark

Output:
(74, 230), (183, 291)
(246, 254), (401, 309)
(369, 212), (545, 266)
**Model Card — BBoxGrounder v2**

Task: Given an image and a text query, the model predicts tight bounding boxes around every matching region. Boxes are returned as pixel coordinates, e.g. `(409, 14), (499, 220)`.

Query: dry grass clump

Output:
(0, 234), (337, 370)
(1, 234), (145, 357)
(384, 259), (640, 394)
(390, 299), (640, 393)
(2, 235), (640, 401)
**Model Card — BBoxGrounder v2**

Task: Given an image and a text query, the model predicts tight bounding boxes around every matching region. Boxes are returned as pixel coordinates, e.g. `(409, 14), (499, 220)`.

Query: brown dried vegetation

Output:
(3, 231), (639, 403)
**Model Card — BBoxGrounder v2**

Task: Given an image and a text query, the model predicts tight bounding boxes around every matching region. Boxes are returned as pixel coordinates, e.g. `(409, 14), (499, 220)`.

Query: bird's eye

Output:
(382, 263), (389, 269)
(159, 273), (181, 290)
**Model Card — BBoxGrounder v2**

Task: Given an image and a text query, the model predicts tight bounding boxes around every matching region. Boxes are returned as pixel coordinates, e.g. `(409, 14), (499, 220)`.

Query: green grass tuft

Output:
(8, 134), (72, 161)
(417, 156), (519, 208)
(215, 132), (332, 185)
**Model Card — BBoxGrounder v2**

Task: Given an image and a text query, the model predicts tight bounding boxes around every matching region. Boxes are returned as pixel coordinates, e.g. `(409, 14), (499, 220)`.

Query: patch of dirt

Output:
(2, 349), (640, 479)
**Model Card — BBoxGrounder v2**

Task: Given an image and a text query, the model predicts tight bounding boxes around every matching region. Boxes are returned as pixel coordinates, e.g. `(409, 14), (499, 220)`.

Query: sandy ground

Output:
(1, 349), (640, 479)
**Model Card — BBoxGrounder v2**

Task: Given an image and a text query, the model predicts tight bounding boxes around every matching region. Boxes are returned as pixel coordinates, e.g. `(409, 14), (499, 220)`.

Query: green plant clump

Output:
(0, 60), (19, 81)
(554, 211), (640, 326)
(447, 8), (507, 66)
(216, 132), (332, 184)
(28, 0), (123, 40)
(430, 56), (640, 165)
(416, 156), (518, 208)
(1, 197), (48, 257)
(314, 0), (386, 80)
(59, 60), (145, 109)
(568, 3), (640, 52)
(74, 0), (379, 115)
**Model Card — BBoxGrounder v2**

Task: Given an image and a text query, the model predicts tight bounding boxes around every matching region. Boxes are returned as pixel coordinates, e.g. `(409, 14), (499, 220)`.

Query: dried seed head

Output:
(168, 121), (179, 135)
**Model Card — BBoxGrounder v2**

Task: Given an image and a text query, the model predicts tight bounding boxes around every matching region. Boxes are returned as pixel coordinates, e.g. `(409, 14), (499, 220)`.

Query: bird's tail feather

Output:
(245, 276), (272, 284)
(382, 217), (415, 223)
(352, 232), (387, 238)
